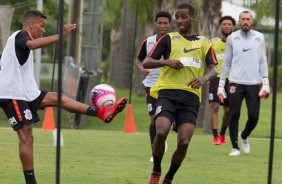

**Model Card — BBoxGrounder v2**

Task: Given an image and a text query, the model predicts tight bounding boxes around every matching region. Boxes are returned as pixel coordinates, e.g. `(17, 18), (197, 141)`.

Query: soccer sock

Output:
(153, 154), (163, 172)
(212, 129), (218, 138)
(165, 162), (180, 180)
(220, 124), (228, 135)
(86, 107), (99, 117)
(23, 170), (37, 184)
(149, 125), (156, 151)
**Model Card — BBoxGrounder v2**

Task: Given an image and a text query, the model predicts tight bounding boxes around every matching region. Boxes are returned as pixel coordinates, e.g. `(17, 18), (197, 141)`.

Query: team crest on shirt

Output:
(155, 106), (162, 115)
(229, 86), (236, 94)
(24, 109), (33, 120)
(209, 93), (214, 100)
(172, 36), (180, 40)
(148, 103), (153, 112)
(255, 37), (261, 42)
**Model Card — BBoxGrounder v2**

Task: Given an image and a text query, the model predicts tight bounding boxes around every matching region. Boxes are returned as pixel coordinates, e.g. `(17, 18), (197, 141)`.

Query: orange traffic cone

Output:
(123, 104), (137, 133)
(42, 107), (56, 131)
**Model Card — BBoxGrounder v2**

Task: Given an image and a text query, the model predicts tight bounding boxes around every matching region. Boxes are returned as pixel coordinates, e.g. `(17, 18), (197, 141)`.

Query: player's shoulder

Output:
(196, 35), (211, 44)
(251, 29), (264, 37)
(168, 32), (180, 40)
(16, 30), (29, 37)
(211, 37), (221, 42)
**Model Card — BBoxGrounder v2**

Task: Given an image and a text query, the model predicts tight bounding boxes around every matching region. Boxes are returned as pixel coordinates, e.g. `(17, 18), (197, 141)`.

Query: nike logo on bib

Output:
(243, 48), (252, 52)
(183, 47), (200, 53)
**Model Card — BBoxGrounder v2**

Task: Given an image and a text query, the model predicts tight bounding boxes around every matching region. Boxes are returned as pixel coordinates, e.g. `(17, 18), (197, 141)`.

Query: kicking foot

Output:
(98, 97), (127, 123)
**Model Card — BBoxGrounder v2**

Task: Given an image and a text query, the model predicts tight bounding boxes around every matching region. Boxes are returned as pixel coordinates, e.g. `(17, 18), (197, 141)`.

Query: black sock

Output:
(153, 154), (163, 172)
(231, 140), (239, 150)
(86, 107), (99, 116)
(23, 170), (37, 184)
(212, 129), (218, 138)
(149, 125), (156, 152)
(220, 124), (228, 135)
(165, 162), (180, 180)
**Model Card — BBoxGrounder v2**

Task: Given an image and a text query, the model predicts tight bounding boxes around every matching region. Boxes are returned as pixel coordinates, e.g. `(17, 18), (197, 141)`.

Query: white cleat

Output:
(239, 132), (250, 154)
(229, 149), (240, 156)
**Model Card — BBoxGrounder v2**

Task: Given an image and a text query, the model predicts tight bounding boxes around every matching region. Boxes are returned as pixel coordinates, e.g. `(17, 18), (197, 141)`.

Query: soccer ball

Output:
(89, 84), (116, 108)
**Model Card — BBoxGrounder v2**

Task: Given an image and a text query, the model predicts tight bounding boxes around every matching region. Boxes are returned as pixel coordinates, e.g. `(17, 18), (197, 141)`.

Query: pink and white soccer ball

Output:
(89, 84), (116, 108)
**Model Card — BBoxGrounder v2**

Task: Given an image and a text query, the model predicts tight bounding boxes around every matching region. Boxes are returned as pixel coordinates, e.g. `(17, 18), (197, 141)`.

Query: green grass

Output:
(0, 128), (281, 184)
(0, 79), (282, 183)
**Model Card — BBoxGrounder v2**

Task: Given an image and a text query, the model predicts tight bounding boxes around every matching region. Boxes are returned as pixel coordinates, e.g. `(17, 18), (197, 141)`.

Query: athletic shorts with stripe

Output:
(208, 77), (229, 106)
(154, 89), (200, 128)
(145, 87), (157, 116)
(0, 91), (47, 131)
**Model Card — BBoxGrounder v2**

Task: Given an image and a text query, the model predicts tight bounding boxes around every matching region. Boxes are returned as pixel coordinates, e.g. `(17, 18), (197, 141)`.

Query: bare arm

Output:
(136, 59), (149, 76)
(143, 56), (183, 70)
(26, 23), (76, 49)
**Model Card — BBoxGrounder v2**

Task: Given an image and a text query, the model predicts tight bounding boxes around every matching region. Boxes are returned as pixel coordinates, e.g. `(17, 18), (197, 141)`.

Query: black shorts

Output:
(208, 77), (229, 106)
(145, 87), (157, 116)
(155, 89), (200, 128)
(0, 91), (47, 131)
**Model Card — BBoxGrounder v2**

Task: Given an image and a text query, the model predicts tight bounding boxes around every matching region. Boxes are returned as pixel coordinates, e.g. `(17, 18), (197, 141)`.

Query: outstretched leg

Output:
(40, 92), (127, 123)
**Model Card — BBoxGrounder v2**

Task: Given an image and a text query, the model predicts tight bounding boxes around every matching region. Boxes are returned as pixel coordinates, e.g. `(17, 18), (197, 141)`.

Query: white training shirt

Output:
(220, 29), (268, 85)
(0, 31), (40, 101)
(142, 35), (160, 87)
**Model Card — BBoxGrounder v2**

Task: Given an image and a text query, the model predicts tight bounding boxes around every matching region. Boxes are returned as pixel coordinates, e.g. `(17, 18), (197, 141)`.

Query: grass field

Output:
(0, 128), (281, 184)
(0, 82), (281, 183)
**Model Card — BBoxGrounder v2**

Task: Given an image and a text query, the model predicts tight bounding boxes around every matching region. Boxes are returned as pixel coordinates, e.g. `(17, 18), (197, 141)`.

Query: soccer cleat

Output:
(147, 171), (161, 184)
(98, 97), (127, 123)
(228, 149), (240, 156)
(162, 178), (172, 184)
(239, 132), (250, 153)
(219, 134), (226, 144)
(213, 137), (221, 145)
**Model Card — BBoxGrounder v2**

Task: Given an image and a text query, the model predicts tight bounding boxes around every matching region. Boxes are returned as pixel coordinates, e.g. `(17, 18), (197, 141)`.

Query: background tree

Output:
(197, 0), (222, 131)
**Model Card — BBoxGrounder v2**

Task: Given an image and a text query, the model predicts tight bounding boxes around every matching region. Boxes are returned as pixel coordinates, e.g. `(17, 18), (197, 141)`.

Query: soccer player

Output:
(209, 15), (236, 145)
(136, 11), (171, 162)
(0, 10), (127, 184)
(218, 11), (270, 156)
(144, 3), (218, 184)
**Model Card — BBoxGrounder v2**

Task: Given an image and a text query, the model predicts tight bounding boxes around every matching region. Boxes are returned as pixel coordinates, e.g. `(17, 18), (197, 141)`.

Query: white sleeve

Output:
(259, 34), (269, 78)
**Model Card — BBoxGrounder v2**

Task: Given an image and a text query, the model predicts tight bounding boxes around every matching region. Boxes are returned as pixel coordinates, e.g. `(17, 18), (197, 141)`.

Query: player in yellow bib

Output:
(208, 16), (236, 145)
(144, 3), (218, 184)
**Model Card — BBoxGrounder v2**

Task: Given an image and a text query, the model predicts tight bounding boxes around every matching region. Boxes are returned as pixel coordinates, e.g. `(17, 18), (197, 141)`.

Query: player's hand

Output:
(139, 67), (150, 76)
(217, 79), (227, 103)
(63, 23), (76, 36)
(259, 78), (270, 99)
(188, 77), (206, 89)
(165, 60), (183, 70)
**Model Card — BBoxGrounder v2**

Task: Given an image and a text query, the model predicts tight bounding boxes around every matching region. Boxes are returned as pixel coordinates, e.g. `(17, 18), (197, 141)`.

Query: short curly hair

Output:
(219, 15), (236, 26)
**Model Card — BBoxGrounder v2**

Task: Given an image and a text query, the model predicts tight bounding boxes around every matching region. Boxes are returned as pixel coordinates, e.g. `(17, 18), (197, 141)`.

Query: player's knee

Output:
(155, 130), (168, 141)
(177, 139), (189, 151)
(248, 115), (259, 123)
